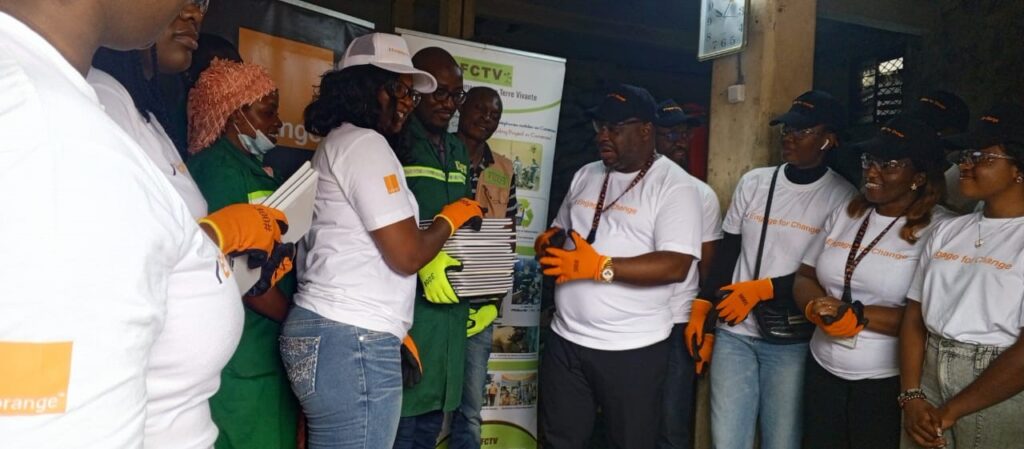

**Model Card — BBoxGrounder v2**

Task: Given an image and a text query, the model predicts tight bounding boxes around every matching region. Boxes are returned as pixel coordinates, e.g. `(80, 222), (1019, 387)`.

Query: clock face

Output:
(698, 0), (747, 61)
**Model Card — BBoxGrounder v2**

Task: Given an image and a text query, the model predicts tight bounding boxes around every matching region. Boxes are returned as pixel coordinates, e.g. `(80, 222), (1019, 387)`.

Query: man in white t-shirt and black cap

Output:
(653, 98), (722, 449)
(535, 84), (705, 449)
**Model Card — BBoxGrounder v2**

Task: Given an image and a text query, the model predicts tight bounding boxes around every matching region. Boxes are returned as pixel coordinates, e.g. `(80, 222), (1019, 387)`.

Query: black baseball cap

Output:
(944, 102), (1024, 150)
(588, 84), (657, 123)
(907, 90), (970, 135)
(854, 115), (944, 169)
(654, 99), (700, 128)
(769, 90), (846, 131)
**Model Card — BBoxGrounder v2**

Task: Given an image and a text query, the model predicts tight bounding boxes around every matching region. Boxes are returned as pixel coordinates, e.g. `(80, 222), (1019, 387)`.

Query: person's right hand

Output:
(436, 198), (484, 236)
(903, 399), (946, 448)
(200, 203), (288, 257)
(685, 299), (716, 375)
(534, 226), (564, 259)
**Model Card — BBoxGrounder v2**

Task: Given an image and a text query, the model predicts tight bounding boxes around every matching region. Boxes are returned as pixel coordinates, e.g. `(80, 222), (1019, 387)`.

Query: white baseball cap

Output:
(339, 33), (437, 93)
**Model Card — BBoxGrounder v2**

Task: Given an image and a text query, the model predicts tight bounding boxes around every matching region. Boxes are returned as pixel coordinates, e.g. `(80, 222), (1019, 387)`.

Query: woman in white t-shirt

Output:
(87, 2), (291, 448)
(279, 33), (483, 449)
(690, 91), (858, 449)
(792, 116), (950, 449)
(900, 103), (1024, 449)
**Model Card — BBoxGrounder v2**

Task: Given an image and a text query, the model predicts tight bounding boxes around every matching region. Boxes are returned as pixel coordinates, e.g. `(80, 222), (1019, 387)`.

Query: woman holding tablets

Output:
(899, 103), (1024, 449)
(279, 33), (482, 449)
(793, 115), (951, 449)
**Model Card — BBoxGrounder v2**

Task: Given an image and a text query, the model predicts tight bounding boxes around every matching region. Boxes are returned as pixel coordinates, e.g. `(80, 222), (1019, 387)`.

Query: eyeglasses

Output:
(657, 129), (691, 142)
(430, 87), (467, 105)
(947, 149), (1018, 167)
(593, 119), (643, 135)
(190, 0), (210, 13)
(861, 153), (910, 174)
(780, 126), (820, 139)
(386, 80), (422, 107)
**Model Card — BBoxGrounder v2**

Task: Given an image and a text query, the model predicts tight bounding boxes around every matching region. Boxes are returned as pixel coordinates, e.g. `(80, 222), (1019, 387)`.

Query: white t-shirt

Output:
(86, 68), (243, 449)
(87, 68), (208, 219)
(296, 123), (420, 338)
(908, 212), (1024, 347)
(0, 12), (224, 449)
(669, 176), (723, 323)
(804, 205), (952, 380)
(720, 165), (857, 338)
(550, 157), (704, 350)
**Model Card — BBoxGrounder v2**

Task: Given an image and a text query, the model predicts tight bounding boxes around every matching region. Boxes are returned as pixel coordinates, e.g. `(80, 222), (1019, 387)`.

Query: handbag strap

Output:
(753, 165), (782, 279)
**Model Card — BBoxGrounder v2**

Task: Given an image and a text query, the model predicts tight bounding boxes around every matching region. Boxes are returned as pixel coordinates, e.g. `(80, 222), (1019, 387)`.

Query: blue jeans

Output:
(279, 306), (403, 449)
(392, 410), (444, 449)
(709, 329), (807, 449)
(659, 323), (697, 449)
(449, 324), (494, 449)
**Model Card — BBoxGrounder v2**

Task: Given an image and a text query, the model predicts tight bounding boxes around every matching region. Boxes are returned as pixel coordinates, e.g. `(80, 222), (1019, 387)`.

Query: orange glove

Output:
(812, 301), (867, 338)
(436, 198), (484, 236)
(200, 204), (288, 257)
(244, 242), (295, 297)
(539, 230), (610, 284)
(715, 278), (774, 325)
(685, 299), (716, 375)
(534, 226), (564, 259)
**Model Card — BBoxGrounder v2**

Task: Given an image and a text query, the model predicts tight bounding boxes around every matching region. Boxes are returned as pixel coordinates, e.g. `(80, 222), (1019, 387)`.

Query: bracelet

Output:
(897, 388), (927, 409)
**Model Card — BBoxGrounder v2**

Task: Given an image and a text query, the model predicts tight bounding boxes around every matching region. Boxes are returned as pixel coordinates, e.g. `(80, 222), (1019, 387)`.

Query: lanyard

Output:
(842, 208), (904, 302)
(585, 153), (658, 244)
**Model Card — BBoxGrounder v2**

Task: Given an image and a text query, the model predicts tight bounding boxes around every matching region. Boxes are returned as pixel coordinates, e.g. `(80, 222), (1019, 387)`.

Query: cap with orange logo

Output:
(853, 114), (943, 169)
(769, 90), (846, 131)
(586, 84), (657, 123)
(944, 102), (1024, 150)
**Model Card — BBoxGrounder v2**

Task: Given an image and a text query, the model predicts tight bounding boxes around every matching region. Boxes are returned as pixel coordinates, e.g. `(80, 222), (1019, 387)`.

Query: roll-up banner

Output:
(400, 29), (566, 449)
(202, 0), (373, 177)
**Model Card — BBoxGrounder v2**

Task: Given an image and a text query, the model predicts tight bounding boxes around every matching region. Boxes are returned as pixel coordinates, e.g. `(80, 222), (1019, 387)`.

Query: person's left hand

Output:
(715, 278), (774, 325)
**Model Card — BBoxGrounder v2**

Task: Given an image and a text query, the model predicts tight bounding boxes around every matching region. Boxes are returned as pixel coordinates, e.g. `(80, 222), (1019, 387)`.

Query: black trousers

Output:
(802, 352), (900, 449)
(539, 331), (669, 449)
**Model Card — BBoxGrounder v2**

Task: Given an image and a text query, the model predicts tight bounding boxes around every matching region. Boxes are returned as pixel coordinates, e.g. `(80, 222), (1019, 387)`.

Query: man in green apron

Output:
(393, 47), (473, 449)
(189, 133), (299, 449)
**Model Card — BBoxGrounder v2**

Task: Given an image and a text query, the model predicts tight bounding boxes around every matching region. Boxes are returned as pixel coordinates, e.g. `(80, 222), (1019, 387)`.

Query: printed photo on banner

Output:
(488, 137), (544, 192)
(491, 326), (539, 356)
(511, 258), (541, 313)
(482, 372), (538, 409)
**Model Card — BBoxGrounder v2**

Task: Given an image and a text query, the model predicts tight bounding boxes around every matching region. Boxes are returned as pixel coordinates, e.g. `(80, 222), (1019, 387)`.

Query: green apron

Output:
(188, 137), (298, 449)
(401, 117), (474, 416)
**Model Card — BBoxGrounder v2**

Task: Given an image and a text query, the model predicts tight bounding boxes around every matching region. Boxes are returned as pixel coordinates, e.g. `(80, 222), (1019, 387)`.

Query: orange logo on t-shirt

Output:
(0, 341), (73, 415)
(384, 174), (401, 194)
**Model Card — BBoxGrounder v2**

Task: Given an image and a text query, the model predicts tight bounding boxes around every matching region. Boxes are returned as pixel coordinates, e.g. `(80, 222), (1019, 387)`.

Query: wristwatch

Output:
(599, 258), (615, 283)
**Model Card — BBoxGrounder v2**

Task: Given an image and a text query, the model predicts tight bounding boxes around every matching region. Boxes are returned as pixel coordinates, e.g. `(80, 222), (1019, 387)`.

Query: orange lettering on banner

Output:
(239, 28), (335, 150)
(0, 342), (73, 415)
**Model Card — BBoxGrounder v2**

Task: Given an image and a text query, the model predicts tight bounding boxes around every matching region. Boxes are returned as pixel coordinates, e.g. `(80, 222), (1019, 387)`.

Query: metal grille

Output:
(858, 57), (904, 124)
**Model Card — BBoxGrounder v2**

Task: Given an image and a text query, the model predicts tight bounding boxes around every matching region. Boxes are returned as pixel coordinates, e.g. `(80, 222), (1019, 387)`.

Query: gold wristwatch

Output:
(599, 258), (615, 283)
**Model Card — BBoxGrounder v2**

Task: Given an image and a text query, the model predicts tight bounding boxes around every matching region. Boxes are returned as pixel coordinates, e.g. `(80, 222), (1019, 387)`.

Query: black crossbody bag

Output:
(750, 166), (815, 343)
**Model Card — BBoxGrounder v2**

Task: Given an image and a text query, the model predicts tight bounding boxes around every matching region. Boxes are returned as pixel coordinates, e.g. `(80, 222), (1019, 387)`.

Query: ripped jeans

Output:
(279, 306), (403, 449)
